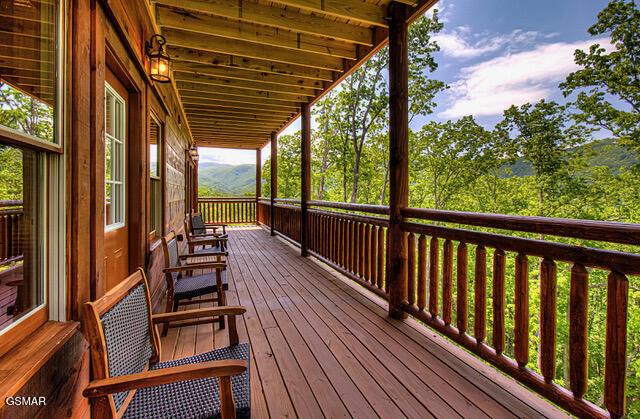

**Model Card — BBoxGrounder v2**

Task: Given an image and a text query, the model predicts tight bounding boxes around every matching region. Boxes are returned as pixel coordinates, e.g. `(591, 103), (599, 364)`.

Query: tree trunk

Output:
(350, 149), (362, 203)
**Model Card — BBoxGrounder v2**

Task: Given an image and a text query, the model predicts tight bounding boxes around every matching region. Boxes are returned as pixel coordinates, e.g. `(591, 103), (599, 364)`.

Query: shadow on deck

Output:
(161, 226), (568, 418)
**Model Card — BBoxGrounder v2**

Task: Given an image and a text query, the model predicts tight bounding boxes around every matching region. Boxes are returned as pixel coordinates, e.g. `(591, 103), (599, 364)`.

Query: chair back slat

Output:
(100, 283), (154, 410)
(192, 213), (207, 235)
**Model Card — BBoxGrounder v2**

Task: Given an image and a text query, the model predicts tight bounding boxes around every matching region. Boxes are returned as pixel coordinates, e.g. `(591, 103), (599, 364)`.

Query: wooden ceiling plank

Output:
(163, 28), (345, 72)
(185, 111), (286, 122)
(184, 104), (294, 117)
(172, 61), (323, 89)
(182, 99), (298, 114)
(169, 46), (334, 81)
(157, 7), (357, 60)
(178, 92), (300, 111)
(268, 0), (387, 27)
(154, 0), (372, 45)
(173, 71), (318, 96)
(178, 82), (311, 103)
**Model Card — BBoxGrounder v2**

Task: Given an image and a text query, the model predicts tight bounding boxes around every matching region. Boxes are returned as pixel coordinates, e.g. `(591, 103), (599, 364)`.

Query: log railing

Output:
(256, 199), (640, 418)
(0, 201), (23, 266)
(401, 208), (639, 418)
(197, 197), (257, 224)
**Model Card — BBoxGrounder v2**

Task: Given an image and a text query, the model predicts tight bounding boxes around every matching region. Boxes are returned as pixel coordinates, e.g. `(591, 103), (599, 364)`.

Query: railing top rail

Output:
(402, 221), (640, 275)
(308, 200), (390, 215)
(273, 198), (301, 204)
(0, 200), (23, 208)
(402, 207), (640, 246)
(308, 208), (389, 227)
(198, 197), (257, 201)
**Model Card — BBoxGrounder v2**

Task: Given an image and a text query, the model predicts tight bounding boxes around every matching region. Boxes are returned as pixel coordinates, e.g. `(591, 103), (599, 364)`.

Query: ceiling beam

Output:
(184, 104), (294, 117)
(172, 61), (324, 90)
(178, 82), (311, 103)
(174, 71), (318, 96)
(268, 0), (387, 27)
(178, 92), (301, 111)
(185, 111), (286, 122)
(182, 98), (298, 114)
(193, 141), (268, 150)
(157, 7), (357, 60)
(169, 46), (334, 81)
(163, 28), (346, 71)
(154, 0), (372, 45)
(188, 120), (284, 130)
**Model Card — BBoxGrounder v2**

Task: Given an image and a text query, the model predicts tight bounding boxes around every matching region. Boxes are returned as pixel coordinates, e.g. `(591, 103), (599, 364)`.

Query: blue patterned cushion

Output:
(123, 343), (251, 419)
(100, 284), (153, 411)
(174, 271), (228, 301)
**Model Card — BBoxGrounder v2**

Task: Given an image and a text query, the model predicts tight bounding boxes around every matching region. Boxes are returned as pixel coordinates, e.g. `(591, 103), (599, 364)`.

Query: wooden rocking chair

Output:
(82, 268), (251, 419)
(184, 214), (228, 254)
(161, 231), (229, 335)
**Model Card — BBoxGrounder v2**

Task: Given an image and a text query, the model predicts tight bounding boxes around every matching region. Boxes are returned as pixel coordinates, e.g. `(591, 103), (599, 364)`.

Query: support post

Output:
(387, 1), (410, 319)
(256, 148), (261, 225)
(270, 132), (278, 236)
(301, 102), (311, 257)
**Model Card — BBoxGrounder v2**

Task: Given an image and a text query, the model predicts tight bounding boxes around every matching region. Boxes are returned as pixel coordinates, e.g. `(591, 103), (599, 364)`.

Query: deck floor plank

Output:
(160, 227), (570, 419)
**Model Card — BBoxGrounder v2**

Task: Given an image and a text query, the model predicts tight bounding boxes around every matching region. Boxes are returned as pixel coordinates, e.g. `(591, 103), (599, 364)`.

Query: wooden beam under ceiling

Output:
(173, 71), (319, 96)
(177, 82), (312, 103)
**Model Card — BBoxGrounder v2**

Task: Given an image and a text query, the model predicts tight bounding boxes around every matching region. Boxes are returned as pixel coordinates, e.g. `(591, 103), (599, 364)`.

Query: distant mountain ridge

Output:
(198, 162), (256, 196)
(503, 138), (638, 177)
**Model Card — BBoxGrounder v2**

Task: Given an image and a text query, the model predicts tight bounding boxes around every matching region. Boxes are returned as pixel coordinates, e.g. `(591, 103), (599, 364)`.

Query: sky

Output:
(198, 0), (612, 166)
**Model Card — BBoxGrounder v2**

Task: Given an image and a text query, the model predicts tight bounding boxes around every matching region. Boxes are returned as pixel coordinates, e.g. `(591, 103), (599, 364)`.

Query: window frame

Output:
(104, 82), (127, 232)
(0, 0), (66, 354)
(148, 112), (164, 241)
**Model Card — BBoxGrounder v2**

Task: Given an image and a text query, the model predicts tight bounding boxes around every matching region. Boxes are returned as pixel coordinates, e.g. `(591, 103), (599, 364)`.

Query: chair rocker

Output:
(162, 231), (229, 335)
(82, 268), (251, 419)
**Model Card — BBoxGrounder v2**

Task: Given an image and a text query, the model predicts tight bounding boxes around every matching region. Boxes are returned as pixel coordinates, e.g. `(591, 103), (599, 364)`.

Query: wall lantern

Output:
(189, 145), (199, 162)
(145, 34), (171, 83)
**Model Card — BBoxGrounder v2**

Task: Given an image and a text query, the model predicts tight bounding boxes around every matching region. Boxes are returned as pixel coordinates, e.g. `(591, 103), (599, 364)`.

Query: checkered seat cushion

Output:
(122, 342), (251, 419)
(175, 271), (229, 300)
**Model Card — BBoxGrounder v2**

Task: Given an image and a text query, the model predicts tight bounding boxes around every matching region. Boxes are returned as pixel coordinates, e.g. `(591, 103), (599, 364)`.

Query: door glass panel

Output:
(105, 83), (125, 229)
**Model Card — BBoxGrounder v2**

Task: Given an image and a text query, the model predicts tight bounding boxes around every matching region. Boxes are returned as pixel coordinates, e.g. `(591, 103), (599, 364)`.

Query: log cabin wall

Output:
(0, 0), (194, 416)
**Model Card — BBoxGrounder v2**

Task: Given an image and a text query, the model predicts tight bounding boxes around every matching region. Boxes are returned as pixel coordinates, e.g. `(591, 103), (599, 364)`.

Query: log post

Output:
(386, 1), (410, 319)
(270, 132), (278, 236)
(301, 102), (311, 257)
(256, 148), (261, 225)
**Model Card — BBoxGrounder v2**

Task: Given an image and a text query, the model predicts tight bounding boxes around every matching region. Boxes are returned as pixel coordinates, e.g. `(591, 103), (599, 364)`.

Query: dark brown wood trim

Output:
(300, 102), (311, 257)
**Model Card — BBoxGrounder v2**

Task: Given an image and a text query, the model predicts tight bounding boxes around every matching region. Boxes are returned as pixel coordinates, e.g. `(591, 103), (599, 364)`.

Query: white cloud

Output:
(439, 38), (609, 118)
(434, 28), (556, 59)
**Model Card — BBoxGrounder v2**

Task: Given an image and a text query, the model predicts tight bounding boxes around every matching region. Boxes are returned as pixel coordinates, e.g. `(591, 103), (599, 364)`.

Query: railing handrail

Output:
(198, 196), (257, 201)
(403, 207), (640, 246)
(309, 200), (390, 215)
(0, 200), (23, 208)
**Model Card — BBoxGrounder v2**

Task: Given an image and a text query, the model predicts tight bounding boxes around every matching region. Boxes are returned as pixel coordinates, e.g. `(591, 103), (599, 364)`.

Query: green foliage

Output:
(0, 82), (54, 142)
(561, 0), (640, 151)
(198, 162), (256, 197)
(0, 145), (23, 201)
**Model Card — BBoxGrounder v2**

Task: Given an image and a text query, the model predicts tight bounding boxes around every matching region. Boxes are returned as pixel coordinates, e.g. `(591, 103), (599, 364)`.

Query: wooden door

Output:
(104, 68), (130, 291)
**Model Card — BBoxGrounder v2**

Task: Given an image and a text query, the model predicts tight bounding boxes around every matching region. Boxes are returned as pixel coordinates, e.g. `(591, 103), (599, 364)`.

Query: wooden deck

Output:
(160, 227), (568, 419)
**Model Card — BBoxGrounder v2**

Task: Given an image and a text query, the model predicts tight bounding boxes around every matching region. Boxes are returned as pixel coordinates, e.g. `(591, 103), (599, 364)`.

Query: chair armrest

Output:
(191, 232), (225, 238)
(163, 262), (226, 273)
(189, 237), (228, 245)
(83, 359), (246, 398)
(179, 251), (228, 259)
(204, 223), (228, 227)
(152, 306), (246, 324)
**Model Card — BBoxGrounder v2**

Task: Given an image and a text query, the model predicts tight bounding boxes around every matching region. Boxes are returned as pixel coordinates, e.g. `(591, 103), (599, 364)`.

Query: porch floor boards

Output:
(160, 226), (568, 419)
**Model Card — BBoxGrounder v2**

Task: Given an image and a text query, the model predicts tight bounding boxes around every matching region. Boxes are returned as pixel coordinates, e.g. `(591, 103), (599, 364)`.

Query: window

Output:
(0, 1), (58, 146)
(149, 115), (163, 239)
(105, 83), (126, 229)
(0, 0), (65, 342)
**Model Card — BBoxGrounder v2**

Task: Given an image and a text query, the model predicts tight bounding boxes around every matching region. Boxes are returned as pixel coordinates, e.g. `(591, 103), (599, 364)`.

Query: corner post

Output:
(270, 132), (278, 236)
(387, 1), (410, 319)
(256, 148), (261, 225)
(301, 102), (311, 257)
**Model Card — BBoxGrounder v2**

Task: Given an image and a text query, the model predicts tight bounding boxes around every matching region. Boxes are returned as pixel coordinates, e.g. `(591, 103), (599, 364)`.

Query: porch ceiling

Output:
(152, 0), (436, 149)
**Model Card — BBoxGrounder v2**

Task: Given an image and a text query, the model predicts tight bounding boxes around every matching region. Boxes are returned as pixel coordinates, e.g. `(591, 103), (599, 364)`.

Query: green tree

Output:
(496, 100), (592, 216)
(561, 0), (640, 151)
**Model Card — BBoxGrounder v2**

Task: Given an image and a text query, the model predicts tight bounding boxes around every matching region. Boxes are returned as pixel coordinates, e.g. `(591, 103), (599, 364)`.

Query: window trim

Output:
(104, 81), (127, 232)
(148, 112), (164, 241)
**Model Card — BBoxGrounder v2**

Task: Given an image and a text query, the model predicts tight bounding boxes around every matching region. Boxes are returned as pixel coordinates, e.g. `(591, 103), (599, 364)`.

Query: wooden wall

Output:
(5, 0), (194, 416)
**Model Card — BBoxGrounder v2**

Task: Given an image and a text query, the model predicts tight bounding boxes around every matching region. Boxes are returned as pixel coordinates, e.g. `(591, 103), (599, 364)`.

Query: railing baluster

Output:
(604, 271), (628, 418)
(377, 226), (385, 291)
(349, 220), (355, 273)
(514, 253), (529, 367)
(371, 226), (379, 286)
(428, 237), (439, 317)
(365, 224), (372, 283)
(359, 222), (365, 278)
(540, 257), (557, 382)
(456, 242), (468, 333)
(569, 263), (588, 399)
(407, 232), (416, 306)
(442, 239), (453, 325)
(474, 245), (486, 344)
(492, 249), (506, 354)
(417, 235), (427, 311)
